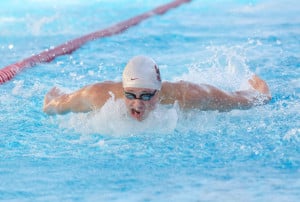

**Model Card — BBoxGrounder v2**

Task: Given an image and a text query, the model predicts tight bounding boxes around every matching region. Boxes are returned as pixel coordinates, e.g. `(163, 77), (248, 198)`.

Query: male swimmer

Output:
(43, 55), (271, 121)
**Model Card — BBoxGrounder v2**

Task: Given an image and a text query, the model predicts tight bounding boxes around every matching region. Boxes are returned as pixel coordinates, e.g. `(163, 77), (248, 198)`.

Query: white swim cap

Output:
(122, 55), (162, 90)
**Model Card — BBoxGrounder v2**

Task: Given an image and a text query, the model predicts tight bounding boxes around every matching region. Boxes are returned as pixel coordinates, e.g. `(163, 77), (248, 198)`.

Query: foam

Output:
(58, 98), (179, 136)
(173, 45), (252, 91)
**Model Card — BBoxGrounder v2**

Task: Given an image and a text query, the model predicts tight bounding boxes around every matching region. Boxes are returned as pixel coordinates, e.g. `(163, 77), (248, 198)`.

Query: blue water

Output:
(1, 0), (300, 201)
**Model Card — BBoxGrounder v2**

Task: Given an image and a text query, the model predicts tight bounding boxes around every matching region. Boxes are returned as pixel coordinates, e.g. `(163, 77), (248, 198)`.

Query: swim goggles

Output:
(124, 90), (157, 101)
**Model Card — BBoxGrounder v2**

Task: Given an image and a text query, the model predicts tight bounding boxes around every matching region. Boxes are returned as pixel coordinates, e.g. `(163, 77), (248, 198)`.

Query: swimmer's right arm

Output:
(43, 86), (94, 115)
(43, 82), (123, 115)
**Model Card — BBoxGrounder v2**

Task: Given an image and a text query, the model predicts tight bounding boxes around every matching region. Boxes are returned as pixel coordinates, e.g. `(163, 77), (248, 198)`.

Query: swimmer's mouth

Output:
(131, 109), (140, 115)
(131, 109), (143, 120)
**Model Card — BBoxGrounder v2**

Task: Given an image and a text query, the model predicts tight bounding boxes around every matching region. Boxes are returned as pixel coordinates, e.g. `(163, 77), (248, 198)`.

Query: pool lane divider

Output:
(0, 0), (191, 85)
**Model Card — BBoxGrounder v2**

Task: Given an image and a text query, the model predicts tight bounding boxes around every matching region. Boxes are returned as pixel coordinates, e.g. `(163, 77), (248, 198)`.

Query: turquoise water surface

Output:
(0, 0), (300, 201)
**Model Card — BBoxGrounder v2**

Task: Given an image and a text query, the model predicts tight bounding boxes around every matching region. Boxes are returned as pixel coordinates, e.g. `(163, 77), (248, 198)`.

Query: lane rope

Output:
(0, 0), (191, 85)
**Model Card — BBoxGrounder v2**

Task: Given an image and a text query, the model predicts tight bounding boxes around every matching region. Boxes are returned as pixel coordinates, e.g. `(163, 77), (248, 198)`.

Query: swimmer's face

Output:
(123, 87), (159, 121)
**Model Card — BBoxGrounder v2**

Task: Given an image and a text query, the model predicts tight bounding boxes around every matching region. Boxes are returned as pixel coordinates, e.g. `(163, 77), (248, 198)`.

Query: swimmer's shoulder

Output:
(160, 81), (185, 104)
(86, 81), (122, 91)
(161, 80), (192, 92)
(86, 81), (123, 98)
(78, 81), (122, 108)
(160, 81), (209, 105)
(162, 80), (211, 90)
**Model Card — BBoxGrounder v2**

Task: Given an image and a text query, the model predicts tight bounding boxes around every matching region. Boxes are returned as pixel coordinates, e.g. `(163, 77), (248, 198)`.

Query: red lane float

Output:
(0, 0), (191, 85)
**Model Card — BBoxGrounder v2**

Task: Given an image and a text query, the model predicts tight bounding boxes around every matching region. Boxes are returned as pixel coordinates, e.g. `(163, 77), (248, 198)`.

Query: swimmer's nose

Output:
(132, 99), (145, 110)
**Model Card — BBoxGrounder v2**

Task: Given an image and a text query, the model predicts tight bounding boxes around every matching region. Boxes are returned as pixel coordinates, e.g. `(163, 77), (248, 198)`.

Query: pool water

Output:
(1, 0), (300, 201)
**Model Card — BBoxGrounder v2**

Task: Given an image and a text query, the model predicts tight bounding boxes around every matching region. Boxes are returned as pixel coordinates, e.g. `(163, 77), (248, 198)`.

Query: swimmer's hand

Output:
(44, 87), (64, 104)
(43, 87), (66, 115)
(248, 75), (271, 100)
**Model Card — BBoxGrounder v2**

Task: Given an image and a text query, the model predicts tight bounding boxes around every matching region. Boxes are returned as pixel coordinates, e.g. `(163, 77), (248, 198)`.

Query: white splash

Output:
(58, 98), (179, 136)
(27, 14), (59, 36)
(283, 128), (300, 141)
(174, 45), (252, 92)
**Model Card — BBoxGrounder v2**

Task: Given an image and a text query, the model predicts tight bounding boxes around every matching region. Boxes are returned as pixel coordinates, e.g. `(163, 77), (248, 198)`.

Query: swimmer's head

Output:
(122, 55), (162, 90)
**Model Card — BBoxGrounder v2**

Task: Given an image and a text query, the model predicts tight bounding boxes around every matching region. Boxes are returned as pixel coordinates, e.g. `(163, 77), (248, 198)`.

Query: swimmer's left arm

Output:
(167, 75), (271, 111)
(43, 82), (123, 115)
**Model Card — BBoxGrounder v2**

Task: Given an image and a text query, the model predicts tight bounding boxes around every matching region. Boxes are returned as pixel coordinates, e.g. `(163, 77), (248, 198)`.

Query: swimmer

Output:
(43, 55), (271, 121)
